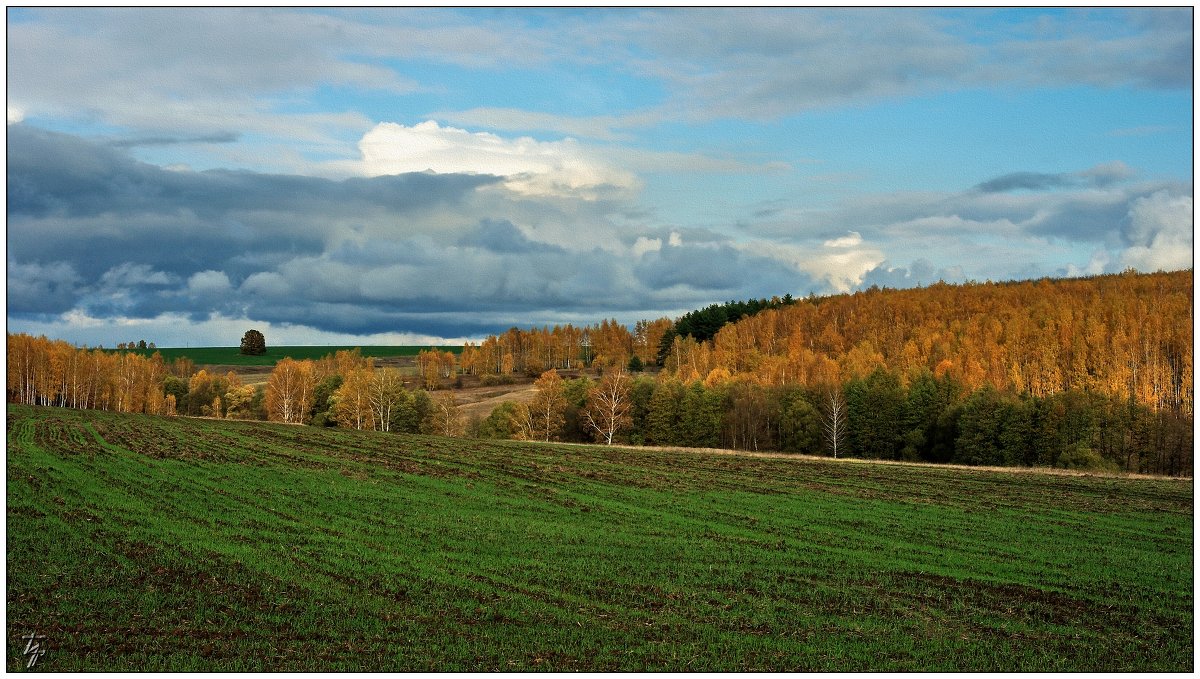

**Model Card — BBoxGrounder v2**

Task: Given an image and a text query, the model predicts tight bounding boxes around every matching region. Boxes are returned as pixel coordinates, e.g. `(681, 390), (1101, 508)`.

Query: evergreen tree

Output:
(846, 367), (905, 459)
(647, 378), (684, 446)
(680, 381), (721, 448)
(996, 396), (1035, 466)
(779, 388), (823, 454)
(954, 386), (1010, 466)
(626, 376), (657, 445)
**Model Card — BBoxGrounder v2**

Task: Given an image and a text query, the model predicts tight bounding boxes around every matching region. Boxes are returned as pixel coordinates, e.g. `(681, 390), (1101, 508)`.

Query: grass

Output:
(109, 345), (461, 367)
(6, 405), (1193, 671)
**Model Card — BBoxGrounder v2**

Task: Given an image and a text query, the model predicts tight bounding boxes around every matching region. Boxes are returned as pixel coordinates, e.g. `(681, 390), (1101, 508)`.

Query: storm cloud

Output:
(8, 125), (816, 340)
(8, 125), (501, 283)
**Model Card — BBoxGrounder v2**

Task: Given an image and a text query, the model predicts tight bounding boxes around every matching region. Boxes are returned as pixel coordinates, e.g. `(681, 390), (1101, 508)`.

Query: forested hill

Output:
(657, 296), (797, 360)
(662, 269), (1193, 416)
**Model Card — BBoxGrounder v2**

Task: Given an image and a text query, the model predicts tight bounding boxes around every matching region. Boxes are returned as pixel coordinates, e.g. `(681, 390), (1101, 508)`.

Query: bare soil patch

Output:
(454, 382), (539, 420)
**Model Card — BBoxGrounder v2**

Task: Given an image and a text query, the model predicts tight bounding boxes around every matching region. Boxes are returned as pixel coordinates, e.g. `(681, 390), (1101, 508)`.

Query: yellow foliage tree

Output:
(266, 358), (315, 424)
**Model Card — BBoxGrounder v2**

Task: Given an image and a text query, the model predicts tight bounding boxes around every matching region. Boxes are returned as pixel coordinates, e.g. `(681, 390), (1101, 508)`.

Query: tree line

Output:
(459, 318), (675, 377)
(11, 330), (1188, 475)
(8, 334), (179, 415)
(472, 365), (1191, 476)
(461, 299), (803, 377)
(5, 339), (456, 435)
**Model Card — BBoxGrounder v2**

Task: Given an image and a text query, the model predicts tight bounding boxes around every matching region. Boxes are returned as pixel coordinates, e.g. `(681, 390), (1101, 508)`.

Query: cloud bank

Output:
(10, 123), (1189, 346)
(7, 125), (823, 343)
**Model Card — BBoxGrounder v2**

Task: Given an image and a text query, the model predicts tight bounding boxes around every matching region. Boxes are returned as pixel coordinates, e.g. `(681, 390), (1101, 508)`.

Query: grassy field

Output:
(113, 345), (461, 367)
(6, 405), (1193, 671)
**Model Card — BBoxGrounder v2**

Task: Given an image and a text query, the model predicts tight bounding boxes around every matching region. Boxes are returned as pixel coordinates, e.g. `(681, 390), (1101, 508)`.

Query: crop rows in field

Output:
(6, 405), (1193, 671)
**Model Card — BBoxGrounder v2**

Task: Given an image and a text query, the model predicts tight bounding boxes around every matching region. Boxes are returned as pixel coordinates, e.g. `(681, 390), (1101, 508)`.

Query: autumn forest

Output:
(8, 269), (1193, 476)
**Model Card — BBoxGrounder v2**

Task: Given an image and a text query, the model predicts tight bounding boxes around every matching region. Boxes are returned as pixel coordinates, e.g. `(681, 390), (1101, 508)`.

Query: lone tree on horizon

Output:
(240, 329), (267, 356)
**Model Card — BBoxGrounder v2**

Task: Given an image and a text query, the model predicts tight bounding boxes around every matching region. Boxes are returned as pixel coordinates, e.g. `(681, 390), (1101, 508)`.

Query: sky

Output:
(5, 7), (1194, 347)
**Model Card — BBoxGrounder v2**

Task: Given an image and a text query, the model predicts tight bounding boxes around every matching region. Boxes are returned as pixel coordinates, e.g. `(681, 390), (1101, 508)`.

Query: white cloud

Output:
(349, 120), (640, 199)
(740, 234), (885, 293)
(239, 271), (291, 298)
(7, 105), (25, 124)
(810, 249), (886, 293)
(823, 231), (864, 248)
(187, 270), (233, 295)
(1119, 191), (1193, 272)
(433, 107), (637, 142)
(631, 236), (663, 258)
(1066, 250), (1112, 278)
(362, 109), (796, 178)
(99, 262), (177, 288)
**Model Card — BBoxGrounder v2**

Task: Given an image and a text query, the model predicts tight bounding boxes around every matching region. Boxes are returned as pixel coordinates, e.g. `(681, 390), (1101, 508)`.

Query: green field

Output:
(6, 405), (1193, 671)
(112, 345), (461, 367)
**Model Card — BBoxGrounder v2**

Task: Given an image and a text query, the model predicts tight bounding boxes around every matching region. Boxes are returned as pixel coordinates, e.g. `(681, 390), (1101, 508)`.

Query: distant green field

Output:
(112, 345), (461, 366)
(7, 405), (1193, 671)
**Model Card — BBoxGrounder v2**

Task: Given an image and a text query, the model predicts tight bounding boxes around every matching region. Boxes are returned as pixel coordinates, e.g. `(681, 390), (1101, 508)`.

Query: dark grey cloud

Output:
(7, 125), (502, 284)
(8, 125), (498, 224)
(5, 125), (522, 335)
(1021, 194), (1135, 243)
(632, 241), (815, 298)
(108, 132), (241, 149)
(974, 162), (1137, 194)
(634, 243), (746, 291)
(6, 260), (81, 315)
(974, 172), (1073, 194)
(457, 219), (565, 254)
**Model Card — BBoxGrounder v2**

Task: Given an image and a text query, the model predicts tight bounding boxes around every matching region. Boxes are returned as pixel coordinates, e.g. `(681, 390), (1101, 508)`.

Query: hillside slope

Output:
(6, 406), (1192, 671)
(664, 270), (1193, 414)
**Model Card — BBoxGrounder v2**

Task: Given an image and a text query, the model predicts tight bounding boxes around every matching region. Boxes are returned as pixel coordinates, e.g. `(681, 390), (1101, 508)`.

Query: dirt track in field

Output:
(454, 383), (539, 420)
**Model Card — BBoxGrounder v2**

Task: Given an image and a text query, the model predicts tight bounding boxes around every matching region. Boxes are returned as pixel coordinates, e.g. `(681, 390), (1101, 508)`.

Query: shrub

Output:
(1056, 443), (1119, 473)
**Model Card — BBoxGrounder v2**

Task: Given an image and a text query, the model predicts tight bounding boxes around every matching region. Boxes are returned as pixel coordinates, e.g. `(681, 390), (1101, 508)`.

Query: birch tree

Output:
(266, 358), (315, 424)
(528, 369), (567, 441)
(822, 385), (848, 459)
(332, 367), (374, 430)
(584, 369), (632, 445)
(427, 391), (465, 437)
(368, 368), (405, 432)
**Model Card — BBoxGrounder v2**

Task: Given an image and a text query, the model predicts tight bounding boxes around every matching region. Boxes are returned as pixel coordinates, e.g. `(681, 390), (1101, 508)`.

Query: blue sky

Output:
(6, 7), (1194, 346)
